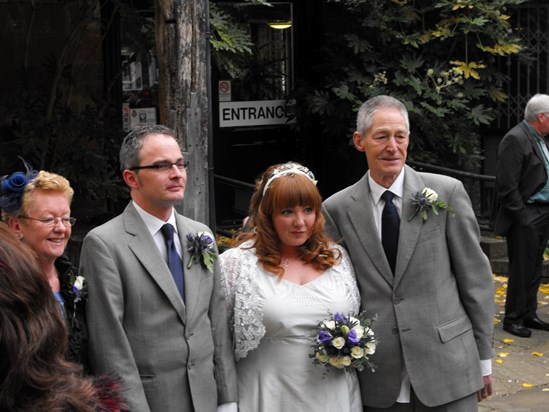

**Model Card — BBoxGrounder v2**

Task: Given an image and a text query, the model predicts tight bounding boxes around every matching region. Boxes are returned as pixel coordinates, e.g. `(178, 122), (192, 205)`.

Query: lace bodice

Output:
(219, 242), (360, 360)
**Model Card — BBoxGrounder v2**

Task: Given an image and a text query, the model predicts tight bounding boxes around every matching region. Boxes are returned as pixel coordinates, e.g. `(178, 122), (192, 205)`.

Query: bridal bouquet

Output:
(311, 312), (377, 372)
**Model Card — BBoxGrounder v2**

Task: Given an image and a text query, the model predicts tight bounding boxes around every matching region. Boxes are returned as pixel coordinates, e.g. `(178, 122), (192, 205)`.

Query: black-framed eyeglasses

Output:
(128, 160), (189, 172)
(18, 216), (76, 227)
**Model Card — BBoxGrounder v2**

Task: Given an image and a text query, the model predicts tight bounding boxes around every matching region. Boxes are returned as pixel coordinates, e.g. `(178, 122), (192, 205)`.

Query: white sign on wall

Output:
(218, 80), (232, 102)
(129, 108), (157, 130)
(219, 100), (296, 127)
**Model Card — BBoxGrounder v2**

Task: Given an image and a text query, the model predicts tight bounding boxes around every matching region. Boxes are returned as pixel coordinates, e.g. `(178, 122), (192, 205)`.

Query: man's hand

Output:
(477, 375), (493, 401)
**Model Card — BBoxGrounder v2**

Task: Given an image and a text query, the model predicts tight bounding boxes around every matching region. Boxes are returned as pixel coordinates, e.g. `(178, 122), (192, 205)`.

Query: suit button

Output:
(393, 297), (401, 304)
(392, 327), (399, 335)
(188, 362), (194, 369)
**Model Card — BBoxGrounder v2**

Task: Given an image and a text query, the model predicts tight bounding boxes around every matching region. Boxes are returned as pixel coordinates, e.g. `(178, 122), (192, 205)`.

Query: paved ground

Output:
(479, 277), (549, 412)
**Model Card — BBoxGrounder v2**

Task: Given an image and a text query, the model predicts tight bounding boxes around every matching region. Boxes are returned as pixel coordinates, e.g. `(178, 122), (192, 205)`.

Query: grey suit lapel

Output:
(394, 165), (425, 285)
(123, 204), (186, 323)
(346, 175), (394, 285)
(174, 215), (203, 321)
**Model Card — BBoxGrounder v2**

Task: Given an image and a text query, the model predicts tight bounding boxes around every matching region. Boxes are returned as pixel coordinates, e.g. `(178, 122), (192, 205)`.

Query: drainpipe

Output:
(205, 0), (216, 231)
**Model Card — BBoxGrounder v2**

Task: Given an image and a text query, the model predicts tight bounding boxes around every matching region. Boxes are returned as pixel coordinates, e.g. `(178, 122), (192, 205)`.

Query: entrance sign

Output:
(219, 100), (296, 127)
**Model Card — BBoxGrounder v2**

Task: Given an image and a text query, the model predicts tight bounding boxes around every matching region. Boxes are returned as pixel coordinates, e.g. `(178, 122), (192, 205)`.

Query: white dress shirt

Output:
(132, 201), (182, 260)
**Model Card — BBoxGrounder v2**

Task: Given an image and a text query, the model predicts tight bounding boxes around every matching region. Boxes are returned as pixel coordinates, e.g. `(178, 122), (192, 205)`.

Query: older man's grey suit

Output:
(80, 202), (237, 412)
(323, 165), (494, 408)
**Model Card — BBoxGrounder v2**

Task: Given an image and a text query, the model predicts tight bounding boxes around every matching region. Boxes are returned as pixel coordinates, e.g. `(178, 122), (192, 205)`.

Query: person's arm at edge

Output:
(209, 241), (238, 406)
(445, 181), (495, 401)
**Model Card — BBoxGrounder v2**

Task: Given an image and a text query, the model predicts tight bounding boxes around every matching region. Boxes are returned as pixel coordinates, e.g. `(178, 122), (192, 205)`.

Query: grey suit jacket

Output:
(322, 165), (494, 408)
(80, 202), (237, 412)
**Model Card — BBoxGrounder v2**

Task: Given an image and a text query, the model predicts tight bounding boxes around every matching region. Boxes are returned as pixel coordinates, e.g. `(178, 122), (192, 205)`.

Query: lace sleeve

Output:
(219, 248), (241, 317)
(332, 244), (361, 314)
(219, 243), (266, 361)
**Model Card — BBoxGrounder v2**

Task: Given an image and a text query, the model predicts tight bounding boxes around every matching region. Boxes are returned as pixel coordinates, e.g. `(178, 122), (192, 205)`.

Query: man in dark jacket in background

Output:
(494, 93), (549, 338)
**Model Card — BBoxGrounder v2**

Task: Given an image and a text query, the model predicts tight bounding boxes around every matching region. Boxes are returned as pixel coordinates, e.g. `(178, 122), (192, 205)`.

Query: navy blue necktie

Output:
(161, 223), (185, 300)
(381, 191), (400, 274)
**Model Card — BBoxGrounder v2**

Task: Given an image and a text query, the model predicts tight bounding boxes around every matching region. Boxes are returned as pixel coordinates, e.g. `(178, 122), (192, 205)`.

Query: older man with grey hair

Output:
(323, 95), (494, 411)
(494, 93), (549, 338)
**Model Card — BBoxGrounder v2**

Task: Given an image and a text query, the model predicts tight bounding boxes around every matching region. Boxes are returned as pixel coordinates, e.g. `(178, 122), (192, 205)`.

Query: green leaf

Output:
(202, 252), (216, 273)
(470, 104), (493, 125)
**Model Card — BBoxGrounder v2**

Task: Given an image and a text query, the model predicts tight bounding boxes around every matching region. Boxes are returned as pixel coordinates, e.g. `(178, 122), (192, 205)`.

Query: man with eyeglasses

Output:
(494, 93), (549, 338)
(79, 125), (237, 412)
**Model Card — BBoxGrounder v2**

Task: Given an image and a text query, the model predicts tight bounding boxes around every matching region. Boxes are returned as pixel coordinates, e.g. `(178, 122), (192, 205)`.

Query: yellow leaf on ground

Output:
(522, 383), (535, 388)
(496, 359), (503, 364)
(538, 286), (549, 294)
(531, 352), (544, 357)
(498, 352), (509, 357)
(503, 338), (514, 344)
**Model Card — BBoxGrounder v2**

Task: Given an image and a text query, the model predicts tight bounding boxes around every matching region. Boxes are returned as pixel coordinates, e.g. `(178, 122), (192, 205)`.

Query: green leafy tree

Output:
(210, 2), (254, 79)
(301, 0), (525, 172)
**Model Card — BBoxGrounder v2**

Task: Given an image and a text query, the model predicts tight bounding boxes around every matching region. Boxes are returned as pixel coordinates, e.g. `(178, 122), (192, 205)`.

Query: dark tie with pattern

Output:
(161, 223), (185, 300)
(381, 191), (400, 274)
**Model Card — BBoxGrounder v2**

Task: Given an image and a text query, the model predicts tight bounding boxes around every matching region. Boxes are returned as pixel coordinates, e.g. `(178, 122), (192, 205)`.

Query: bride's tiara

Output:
(262, 162), (317, 196)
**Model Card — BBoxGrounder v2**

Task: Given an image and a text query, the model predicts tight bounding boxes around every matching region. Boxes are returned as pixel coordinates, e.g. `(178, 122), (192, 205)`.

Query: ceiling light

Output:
(268, 21), (292, 30)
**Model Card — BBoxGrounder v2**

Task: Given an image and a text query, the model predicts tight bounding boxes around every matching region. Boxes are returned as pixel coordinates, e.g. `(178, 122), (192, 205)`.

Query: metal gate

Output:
(497, 2), (549, 129)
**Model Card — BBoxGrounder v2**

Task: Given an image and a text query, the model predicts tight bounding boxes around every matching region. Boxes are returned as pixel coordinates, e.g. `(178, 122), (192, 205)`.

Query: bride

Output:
(220, 162), (362, 412)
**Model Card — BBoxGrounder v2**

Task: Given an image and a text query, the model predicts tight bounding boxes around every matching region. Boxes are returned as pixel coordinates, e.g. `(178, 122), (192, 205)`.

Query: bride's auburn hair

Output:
(236, 163), (340, 278)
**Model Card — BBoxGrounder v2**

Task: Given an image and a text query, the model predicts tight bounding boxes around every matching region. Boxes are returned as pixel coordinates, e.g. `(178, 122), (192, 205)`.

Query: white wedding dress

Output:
(220, 243), (362, 412)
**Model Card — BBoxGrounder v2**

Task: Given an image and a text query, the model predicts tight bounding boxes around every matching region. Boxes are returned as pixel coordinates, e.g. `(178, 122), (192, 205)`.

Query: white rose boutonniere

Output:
(186, 231), (218, 272)
(65, 273), (87, 328)
(408, 187), (455, 222)
(68, 274), (87, 303)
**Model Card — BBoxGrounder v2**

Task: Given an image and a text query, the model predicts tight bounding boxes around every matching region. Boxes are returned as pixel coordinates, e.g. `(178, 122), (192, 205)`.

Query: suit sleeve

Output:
(80, 232), (151, 412)
(446, 180), (495, 361)
(209, 244), (238, 404)
(322, 203), (344, 245)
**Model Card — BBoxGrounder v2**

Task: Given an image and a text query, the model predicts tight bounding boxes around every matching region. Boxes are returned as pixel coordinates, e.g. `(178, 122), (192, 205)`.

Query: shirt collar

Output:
(368, 167), (405, 205)
(524, 119), (543, 140)
(132, 201), (177, 236)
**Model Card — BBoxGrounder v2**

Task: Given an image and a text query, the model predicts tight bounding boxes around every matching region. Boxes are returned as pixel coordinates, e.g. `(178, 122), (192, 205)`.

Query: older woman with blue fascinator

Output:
(219, 162), (363, 412)
(0, 158), (89, 372)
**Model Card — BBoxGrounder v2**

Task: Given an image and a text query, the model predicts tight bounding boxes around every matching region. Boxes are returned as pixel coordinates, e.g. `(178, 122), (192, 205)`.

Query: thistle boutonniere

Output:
(408, 187), (455, 222)
(186, 232), (217, 272)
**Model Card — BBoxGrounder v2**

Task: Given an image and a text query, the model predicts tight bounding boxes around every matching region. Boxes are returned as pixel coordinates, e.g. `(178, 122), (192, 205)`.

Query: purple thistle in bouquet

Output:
(311, 312), (378, 372)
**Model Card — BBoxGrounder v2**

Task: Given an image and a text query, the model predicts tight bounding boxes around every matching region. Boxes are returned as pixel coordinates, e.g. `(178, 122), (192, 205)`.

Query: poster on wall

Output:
(129, 108), (157, 130)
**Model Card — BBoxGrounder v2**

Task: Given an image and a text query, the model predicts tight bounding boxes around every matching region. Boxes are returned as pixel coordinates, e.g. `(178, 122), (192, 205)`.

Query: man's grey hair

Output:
(356, 95), (410, 135)
(524, 94), (549, 122)
(119, 125), (180, 171)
